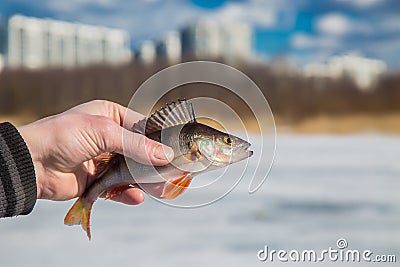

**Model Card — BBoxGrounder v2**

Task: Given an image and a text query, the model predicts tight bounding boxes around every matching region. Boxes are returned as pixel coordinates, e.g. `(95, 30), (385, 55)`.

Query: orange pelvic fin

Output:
(161, 173), (193, 200)
(64, 197), (93, 240)
(105, 185), (131, 200)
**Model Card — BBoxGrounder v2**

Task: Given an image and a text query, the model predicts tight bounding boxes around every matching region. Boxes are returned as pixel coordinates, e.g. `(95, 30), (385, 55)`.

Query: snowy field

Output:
(1, 134), (399, 266)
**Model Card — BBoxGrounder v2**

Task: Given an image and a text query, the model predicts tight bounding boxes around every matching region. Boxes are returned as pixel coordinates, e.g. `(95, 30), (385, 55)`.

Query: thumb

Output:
(99, 119), (174, 166)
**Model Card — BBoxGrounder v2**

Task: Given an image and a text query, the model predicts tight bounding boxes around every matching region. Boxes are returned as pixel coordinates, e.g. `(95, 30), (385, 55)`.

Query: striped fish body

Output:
(64, 100), (253, 239)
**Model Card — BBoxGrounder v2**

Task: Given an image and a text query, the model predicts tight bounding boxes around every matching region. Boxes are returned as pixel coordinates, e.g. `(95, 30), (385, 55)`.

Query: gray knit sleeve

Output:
(0, 122), (37, 217)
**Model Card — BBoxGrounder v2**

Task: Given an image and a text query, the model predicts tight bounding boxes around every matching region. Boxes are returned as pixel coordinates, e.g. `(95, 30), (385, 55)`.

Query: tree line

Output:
(0, 58), (399, 123)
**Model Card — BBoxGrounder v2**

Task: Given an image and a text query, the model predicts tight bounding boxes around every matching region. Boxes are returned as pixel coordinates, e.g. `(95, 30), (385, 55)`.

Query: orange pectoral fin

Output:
(161, 173), (193, 200)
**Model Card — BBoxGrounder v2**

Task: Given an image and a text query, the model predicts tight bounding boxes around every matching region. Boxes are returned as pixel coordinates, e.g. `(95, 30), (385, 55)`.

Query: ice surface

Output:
(0, 134), (399, 266)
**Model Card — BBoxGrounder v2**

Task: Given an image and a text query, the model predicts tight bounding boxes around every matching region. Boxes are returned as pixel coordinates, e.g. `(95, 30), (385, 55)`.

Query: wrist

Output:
(17, 125), (45, 199)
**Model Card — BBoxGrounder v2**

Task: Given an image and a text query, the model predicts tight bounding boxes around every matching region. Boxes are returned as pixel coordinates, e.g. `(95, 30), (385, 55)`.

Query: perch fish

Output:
(64, 99), (253, 239)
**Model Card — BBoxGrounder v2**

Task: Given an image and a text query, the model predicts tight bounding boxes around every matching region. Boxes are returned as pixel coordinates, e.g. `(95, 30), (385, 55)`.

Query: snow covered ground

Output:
(1, 134), (399, 266)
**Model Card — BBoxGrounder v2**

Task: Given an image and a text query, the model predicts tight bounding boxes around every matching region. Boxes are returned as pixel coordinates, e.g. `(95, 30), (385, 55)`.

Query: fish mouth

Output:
(234, 142), (253, 158)
(239, 141), (252, 151)
(208, 142), (253, 166)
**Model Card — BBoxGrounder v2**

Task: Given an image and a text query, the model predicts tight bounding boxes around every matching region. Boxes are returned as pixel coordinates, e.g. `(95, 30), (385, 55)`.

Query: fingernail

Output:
(154, 145), (174, 161)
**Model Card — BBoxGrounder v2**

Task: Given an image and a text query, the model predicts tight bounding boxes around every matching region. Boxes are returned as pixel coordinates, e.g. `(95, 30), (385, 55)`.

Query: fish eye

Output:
(224, 136), (234, 145)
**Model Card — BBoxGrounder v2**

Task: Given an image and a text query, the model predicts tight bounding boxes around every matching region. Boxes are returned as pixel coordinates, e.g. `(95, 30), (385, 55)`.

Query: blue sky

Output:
(1, 0), (400, 69)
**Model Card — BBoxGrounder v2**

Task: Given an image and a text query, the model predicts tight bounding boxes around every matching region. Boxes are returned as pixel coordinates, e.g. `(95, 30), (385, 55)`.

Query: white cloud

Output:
(317, 13), (352, 35)
(291, 33), (339, 49)
(291, 33), (313, 49)
(316, 13), (373, 36)
(213, 3), (276, 27)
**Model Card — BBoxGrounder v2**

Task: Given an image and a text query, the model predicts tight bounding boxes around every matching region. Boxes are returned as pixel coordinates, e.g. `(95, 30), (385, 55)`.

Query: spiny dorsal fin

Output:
(132, 99), (196, 136)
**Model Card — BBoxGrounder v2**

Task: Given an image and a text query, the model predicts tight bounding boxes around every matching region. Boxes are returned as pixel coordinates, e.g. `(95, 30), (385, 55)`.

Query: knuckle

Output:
(101, 119), (119, 151)
(131, 133), (144, 151)
(92, 99), (109, 106)
(131, 133), (152, 160)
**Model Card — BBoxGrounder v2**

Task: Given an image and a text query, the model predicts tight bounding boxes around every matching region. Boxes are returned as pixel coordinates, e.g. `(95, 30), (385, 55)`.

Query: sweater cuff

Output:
(0, 122), (37, 217)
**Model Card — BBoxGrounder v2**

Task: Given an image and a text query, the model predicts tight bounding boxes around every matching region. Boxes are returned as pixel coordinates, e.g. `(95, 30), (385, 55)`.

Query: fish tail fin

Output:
(64, 197), (93, 240)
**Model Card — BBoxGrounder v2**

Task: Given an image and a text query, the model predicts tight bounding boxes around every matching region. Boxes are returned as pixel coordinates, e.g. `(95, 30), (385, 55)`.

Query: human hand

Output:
(18, 100), (174, 205)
